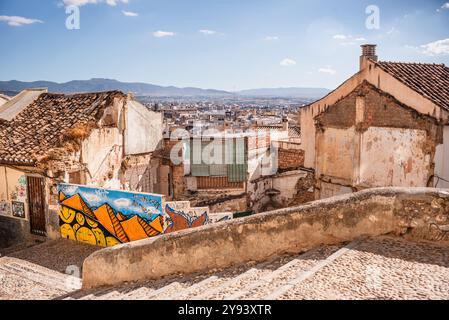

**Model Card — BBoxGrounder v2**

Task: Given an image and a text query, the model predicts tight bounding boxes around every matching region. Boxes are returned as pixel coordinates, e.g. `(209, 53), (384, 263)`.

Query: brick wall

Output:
(278, 148), (305, 171)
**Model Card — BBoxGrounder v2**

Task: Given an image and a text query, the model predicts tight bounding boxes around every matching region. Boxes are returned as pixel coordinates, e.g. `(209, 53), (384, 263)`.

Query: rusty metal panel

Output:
(27, 176), (46, 236)
(196, 176), (244, 190)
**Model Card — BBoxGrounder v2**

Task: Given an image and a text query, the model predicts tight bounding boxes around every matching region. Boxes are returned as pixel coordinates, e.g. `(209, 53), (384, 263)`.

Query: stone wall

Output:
(82, 187), (449, 289)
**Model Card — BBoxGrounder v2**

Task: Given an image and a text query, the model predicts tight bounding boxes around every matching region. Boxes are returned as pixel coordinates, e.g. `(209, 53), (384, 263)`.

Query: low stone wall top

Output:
(82, 187), (449, 289)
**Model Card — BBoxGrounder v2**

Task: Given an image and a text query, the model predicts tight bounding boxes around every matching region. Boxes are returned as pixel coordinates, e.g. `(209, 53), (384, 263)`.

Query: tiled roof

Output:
(0, 91), (126, 165)
(377, 61), (449, 111)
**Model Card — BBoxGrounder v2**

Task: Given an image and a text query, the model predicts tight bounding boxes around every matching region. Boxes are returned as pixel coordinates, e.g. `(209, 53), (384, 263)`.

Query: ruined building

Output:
(299, 45), (449, 199)
(0, 89), (163, 247)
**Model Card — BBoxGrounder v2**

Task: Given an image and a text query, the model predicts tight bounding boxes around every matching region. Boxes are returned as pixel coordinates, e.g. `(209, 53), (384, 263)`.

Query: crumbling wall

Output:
(314, 81), (442, 199)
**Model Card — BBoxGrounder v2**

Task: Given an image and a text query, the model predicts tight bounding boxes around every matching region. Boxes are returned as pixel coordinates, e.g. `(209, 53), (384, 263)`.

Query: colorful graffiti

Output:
(164, 204), (209, 234)
(58, 184), (165, 247)
(58, 184), (214, 247)
(11, 201), (25, 219)
(0, 200), (11, 216)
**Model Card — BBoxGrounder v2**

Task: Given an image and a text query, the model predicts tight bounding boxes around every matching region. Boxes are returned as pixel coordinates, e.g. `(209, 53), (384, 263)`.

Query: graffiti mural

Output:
(0, 200), (11, 216)
(10, 175), (27, 202)
(164, 204), (209, 234)
(58, 184), (165, 247)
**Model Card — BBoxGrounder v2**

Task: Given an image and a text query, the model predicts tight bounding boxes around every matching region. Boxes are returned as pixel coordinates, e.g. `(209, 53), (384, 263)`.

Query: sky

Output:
(0, 0), (448, 91)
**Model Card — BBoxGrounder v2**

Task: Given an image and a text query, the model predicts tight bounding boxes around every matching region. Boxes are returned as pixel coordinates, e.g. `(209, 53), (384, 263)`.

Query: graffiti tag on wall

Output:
(11, 201), (25, 219)
(0, 200), (11, 216)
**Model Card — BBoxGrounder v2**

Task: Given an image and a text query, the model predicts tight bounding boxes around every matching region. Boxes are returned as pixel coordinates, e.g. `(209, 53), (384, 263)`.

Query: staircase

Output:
(62, 243), (348, 300)
(62, 236), (449, 300)
(2, 236), (448, 300)
(0, 257), (81, 300)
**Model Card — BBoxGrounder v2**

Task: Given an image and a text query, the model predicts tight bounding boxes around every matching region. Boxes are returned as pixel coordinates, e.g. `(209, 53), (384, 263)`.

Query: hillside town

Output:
(1, 43), (448, 301)
(1, 0), (449, 305)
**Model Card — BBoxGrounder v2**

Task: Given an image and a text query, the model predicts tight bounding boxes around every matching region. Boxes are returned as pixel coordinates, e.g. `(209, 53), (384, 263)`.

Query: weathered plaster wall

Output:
(0, 167), (43, 248)
(81, 128), (122, 189)
(360, 127), (430, 187)
(319, 181), (353, 199)
(0, 166), (28, 219)
(435, 126), (449, 188)
(125, 101), (163, 156)
(82, 187), (449, 288)
(299, 60), (449, 170)
(316, 127), (358, 183)
(313, 82), (441, 199)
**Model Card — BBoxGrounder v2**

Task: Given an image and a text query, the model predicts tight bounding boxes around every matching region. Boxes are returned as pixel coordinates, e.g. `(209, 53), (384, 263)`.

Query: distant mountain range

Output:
(0, 79), (330, 99)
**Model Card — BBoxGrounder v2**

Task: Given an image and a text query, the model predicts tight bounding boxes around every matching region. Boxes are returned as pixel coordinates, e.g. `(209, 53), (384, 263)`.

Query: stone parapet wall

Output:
(82, 187), (449, 289)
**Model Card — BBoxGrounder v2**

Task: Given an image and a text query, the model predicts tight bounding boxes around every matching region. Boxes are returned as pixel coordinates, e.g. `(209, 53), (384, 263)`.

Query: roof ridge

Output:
(378, 60), (446, 67)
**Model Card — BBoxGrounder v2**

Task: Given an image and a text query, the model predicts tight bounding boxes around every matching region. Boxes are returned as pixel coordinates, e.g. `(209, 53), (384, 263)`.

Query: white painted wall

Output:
(359, 127), (430, 187)
(81, 127), (122, 188)
(125, 100), (163, 155)
(435, 126), (449, 188)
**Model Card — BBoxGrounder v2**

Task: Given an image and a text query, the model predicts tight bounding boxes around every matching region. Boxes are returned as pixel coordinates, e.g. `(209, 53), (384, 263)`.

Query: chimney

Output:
(360, 44), (378, 70)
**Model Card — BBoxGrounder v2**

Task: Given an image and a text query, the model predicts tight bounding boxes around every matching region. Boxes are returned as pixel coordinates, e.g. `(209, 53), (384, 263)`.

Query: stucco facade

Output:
(299, 49), (449, 199)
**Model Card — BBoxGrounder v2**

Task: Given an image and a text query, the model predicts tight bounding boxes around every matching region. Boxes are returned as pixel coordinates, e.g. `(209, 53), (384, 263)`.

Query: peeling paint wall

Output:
(299, 59), (449, 171)
(360, 127), (430, 187)
(435, 126), (449, 188)
(312, 81), (441, 199)
(316, 127), (358, 183)
(81, 128), (123, 189)
(125, 101), (163, 156)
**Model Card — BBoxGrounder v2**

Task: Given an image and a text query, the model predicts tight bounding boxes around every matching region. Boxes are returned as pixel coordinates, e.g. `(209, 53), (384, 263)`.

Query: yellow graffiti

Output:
(86, 217), (98, 228)
(60, 224), (76, 241)
(75, 227), (96, 245)
(76, 212), (85, 225)
(92, 228), (106, 247)
(106, 237), (121, 247)
(59, 207), (76, 224)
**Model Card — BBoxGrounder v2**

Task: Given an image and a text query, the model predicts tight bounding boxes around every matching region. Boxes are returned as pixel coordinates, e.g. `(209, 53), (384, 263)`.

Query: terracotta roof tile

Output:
(377, 61), (449, 111)
(0, 90), (126, 165)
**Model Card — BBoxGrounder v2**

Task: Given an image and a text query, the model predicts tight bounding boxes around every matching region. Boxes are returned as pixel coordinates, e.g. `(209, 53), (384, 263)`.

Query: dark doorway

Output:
(27, 176), (47, 236)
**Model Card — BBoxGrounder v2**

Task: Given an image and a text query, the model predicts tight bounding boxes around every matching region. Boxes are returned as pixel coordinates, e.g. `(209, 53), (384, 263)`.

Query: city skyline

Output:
(0, 0), (448, 91)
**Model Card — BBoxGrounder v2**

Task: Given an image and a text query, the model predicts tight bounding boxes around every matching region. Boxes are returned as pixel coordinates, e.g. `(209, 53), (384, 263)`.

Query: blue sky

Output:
(0, 0), (448, 90)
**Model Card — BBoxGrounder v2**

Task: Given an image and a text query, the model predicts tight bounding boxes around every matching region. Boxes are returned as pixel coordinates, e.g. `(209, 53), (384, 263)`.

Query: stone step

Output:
(120, 287), (155, 300)
(0, 261), (80, 292)
(171, 276), (220, 300)
(143, 282), (185, 300)
(264, 239), (362, 300)
(225, 244), (345, 300)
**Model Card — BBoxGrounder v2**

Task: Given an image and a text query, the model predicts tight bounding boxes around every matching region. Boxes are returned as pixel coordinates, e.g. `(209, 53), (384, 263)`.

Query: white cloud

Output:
(114, 198), (131, 208)
(421, 38), (449, 56)
(318, 67), (337, 75)
(437, 3), (449, 12)
(333, 34), (367, 45)
(62, 0), (129, 7)
(0, 15), (43, 27)
(280, 58), (297, 66)
(122, 10), (138, 17)
(333, 34), (347, 40)
(265, 36), (279, 41)
(153, 30), (175, 38)
(199, 29), (216, 35)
